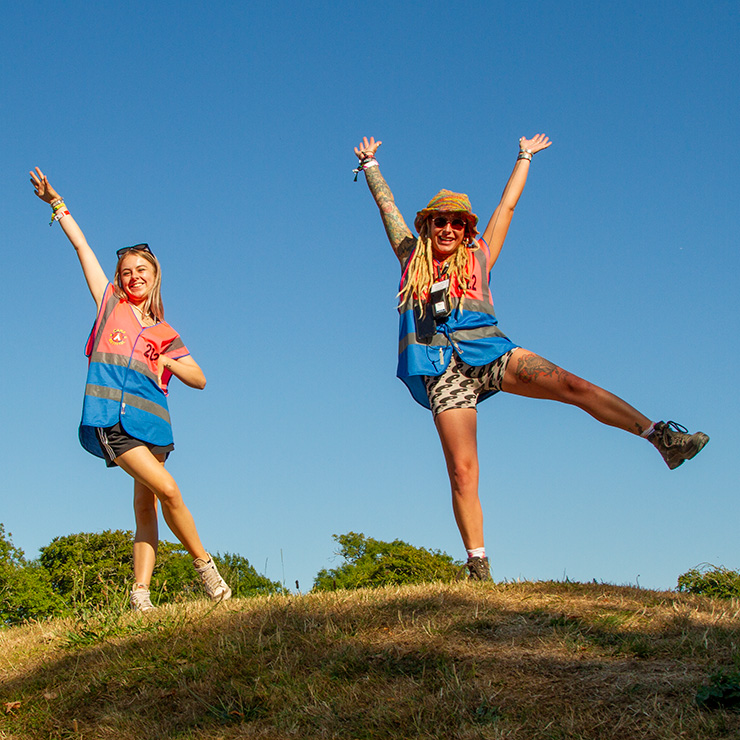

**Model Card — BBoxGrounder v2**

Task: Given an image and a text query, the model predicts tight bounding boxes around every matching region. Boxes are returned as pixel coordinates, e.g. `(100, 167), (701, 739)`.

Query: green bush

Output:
(0, 525), (66, 625)
(313, 532), (459, 591)
(677, 564), (740, 599)
(39, 530), (283, 609)
(40, 530), (136, 607)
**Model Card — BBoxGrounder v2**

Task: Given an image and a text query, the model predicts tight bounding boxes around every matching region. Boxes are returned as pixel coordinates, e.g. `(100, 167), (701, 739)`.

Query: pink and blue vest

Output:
(79, 283), (190, 458)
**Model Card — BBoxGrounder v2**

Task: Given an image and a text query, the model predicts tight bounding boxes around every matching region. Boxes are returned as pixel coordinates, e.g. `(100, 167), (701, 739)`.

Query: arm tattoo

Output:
(364, 165), (414, 261)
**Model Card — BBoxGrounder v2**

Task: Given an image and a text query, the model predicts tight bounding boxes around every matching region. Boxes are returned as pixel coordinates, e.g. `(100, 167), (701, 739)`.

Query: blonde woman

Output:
(30, 168), (231, 610)
(354, 136), (708, 580)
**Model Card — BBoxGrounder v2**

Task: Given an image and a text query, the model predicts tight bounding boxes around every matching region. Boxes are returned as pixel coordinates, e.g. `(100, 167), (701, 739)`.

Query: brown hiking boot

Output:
(466, 556), (491, 581)
(648, 421), (709, 470)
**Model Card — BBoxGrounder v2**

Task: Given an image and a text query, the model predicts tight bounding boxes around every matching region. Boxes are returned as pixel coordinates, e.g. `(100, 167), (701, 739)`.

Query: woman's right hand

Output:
(354, 136), (382, 161)
(29, 167), (61, 204)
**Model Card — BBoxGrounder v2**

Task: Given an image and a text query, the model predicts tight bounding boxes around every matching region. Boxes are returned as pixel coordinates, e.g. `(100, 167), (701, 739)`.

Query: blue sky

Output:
(2, 1), (737, 593)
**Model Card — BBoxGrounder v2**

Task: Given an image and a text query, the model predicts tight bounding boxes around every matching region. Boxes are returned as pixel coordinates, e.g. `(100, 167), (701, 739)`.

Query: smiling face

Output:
(118, 253), (158, 304)
(429, 212), (468, 258)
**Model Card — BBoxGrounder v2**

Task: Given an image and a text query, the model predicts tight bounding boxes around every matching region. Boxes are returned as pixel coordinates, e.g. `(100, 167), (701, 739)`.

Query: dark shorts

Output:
(95, 423), (174, 468)
(423, 350), (514, 417)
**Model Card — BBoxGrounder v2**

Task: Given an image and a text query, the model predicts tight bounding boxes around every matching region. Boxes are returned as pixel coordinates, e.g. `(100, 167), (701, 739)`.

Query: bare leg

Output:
(132, 465), (162, 586)
(115, 446), (208, 561)
(502, 348), (652, 435)
(434, 407), (484, 550)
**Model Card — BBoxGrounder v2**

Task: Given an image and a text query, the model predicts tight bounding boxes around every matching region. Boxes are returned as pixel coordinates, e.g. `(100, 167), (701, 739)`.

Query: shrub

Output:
(39, 530), (283, 609)
(313, 532), (459, 591)
(677, 564), (740, 599)
(0, 524), (66, 625)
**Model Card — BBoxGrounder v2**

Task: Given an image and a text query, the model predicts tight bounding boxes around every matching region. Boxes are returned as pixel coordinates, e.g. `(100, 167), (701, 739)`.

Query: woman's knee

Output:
(558, 373), (594, 400)
(155, 479), (184, 508)
(447, 454), (479, 492)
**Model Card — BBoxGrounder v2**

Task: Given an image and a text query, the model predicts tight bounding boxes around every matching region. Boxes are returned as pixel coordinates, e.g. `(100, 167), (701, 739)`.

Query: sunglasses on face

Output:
(116, 243), (153, 258)
(432, 216), (466, 230)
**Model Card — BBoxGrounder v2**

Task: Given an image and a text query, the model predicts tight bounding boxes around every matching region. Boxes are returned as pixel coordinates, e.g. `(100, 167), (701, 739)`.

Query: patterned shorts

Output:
(423, 350), (514, 417)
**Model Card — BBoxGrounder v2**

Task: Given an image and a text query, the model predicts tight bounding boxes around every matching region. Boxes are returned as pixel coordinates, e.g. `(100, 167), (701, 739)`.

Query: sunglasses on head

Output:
(116, 243), (153, 258)
(432, 216), (467, 230)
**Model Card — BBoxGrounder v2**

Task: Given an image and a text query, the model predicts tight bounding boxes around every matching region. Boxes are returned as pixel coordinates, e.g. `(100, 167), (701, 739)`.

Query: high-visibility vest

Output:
(396, 237), (517, 409)
(79, 283), (190, 458)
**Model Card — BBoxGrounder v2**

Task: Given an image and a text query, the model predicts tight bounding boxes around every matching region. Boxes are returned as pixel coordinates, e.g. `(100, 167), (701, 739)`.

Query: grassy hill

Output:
(1, 581), (739, 739)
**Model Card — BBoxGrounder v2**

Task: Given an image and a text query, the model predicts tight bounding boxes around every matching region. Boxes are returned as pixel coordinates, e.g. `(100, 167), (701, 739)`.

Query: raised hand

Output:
(354, 136), (382, 161)
(518, 134), (552, 154)
(29, 167), (61, 204)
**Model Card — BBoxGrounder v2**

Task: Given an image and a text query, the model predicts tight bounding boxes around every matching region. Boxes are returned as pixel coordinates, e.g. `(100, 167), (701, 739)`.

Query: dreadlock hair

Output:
(114, 248), (165, 322)
(397, 217), (474, 317)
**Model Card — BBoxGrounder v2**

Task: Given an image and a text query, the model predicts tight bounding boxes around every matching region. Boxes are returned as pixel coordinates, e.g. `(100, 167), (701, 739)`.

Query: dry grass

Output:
(1, 581), (739, 739)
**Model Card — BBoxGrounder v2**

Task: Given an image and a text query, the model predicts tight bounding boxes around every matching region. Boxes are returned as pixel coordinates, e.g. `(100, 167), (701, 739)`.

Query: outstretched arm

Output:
(29, 168), (108, 309)
(354, 137), (416, 264)
(480, 134), (552, 271)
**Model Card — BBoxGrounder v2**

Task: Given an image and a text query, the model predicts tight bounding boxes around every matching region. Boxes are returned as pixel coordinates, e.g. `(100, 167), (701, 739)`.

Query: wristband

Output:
(50, 209), (70, 226)
(50, 197), (64, 208)
(353, 158), (379, 181)
(517, 152), (533, 162)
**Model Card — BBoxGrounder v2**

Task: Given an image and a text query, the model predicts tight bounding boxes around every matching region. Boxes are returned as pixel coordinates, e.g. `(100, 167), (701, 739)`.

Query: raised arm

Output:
(480, 134), (552, 271)
(30, 168), (108, 309)
(354, 137), (416, 264)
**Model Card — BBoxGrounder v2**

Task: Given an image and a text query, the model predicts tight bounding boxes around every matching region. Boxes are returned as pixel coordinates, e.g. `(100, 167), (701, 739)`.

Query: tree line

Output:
(0, 526), (460, 626)
(5, 523), (733, 628)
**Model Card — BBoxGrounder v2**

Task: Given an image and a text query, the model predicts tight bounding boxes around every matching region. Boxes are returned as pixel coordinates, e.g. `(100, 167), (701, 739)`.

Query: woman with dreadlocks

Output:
(353, 135), (708, 581)
(30, 167), (232, 610)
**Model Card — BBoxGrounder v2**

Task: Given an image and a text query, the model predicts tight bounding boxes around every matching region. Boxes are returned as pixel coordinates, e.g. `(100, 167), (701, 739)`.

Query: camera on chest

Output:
(429, 277), (452, 320)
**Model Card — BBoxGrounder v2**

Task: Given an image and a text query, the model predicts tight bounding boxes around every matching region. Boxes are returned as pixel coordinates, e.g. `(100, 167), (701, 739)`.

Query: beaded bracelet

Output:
(50, 197), (64, 208)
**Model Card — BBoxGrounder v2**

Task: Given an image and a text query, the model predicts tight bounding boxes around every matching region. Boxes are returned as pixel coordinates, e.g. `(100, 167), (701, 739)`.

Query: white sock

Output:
(467, 547), (486, 560)
(641, 421), (657, 438)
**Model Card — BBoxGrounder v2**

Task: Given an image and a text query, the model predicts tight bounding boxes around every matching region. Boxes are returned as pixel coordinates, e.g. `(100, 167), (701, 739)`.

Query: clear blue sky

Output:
(2, 1), (737, 592)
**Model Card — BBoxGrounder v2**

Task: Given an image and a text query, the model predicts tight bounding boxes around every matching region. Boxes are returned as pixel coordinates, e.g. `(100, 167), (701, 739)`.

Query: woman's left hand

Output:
(519, 134), (552, 154)
(29, 167), (61, 204)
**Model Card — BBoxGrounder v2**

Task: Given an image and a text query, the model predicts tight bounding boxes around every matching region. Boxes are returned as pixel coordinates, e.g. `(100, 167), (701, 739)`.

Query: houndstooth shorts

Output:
(423, 350), (514, 417)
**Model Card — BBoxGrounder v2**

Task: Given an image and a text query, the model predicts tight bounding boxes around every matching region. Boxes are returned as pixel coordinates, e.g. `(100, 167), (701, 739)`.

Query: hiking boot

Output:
(648, 421), (709, 470)
(130, 585), (156, 612)
(193, 554), (232, 602)
(466, 556), (491, 581)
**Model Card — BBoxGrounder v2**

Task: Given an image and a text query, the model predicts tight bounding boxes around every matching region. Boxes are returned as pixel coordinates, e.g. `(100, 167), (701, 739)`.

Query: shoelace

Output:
(656, 421), (690, 448)
(131, 589), (154, 610)
(199, 562), (226, 591)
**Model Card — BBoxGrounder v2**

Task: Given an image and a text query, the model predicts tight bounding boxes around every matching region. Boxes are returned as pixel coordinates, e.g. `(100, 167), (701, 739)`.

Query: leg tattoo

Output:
(514, 354), (571, 385)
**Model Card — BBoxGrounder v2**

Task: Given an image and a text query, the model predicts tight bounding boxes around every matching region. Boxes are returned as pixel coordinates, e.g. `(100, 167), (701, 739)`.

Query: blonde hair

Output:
(114, 249), (165, 321)
(398, 218), (474, 317)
